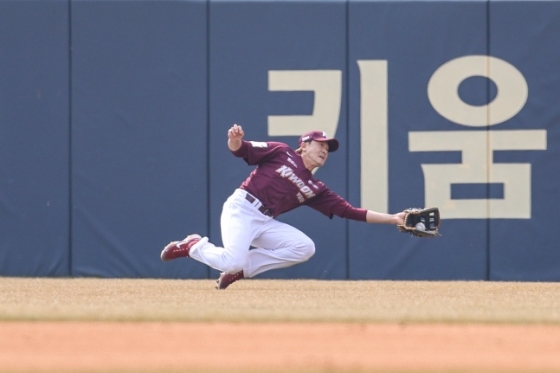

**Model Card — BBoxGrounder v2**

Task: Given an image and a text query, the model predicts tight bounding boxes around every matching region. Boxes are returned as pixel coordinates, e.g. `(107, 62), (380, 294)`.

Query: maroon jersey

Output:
(232, 140), (367, 221)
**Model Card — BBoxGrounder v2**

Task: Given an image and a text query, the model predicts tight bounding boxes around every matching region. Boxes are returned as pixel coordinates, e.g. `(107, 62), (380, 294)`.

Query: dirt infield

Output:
(1, 278), (560, 372)
(1, 322), (560, 373)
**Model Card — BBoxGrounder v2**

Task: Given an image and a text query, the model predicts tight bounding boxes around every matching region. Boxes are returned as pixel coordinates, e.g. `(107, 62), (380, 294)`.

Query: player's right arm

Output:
(227, 124), (244, 151)
(228, 125), (285, 165)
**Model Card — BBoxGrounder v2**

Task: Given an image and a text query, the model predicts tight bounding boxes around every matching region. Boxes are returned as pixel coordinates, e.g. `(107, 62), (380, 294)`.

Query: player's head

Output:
(296, 131), (339, 154)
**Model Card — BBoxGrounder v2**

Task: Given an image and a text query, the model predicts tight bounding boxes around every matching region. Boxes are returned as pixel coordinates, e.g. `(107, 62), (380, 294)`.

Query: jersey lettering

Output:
(276, 165), (316, 199)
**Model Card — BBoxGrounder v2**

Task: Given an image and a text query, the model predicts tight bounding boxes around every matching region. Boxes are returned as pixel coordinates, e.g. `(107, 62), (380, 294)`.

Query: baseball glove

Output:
(397, 207), (441, 238)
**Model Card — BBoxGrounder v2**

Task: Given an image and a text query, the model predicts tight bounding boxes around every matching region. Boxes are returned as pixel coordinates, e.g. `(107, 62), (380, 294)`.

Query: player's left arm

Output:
(308, 189), (404, 225)
(365, 210), (405, 225)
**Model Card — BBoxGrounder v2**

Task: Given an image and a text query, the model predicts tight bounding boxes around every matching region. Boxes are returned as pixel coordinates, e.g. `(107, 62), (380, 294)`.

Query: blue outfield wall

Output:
(0, 0), (559, 281)
(0, 0), (70, 276)
(487, 1), (560, 281)
(70, 0), (209, 278)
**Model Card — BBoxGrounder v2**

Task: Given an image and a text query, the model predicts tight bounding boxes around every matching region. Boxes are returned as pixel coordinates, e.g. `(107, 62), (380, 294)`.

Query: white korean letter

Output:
(358, 60), (388, 213)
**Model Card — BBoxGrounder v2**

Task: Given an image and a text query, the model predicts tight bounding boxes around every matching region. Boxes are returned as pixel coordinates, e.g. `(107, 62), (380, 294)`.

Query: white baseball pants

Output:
(188, 189), (315, 278)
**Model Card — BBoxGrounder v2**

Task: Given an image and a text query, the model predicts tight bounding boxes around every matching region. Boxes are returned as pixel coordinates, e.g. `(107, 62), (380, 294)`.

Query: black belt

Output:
(245, 193), (272, 217)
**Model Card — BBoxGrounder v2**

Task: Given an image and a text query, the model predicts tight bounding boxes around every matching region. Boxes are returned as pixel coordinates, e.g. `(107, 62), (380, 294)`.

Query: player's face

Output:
(302, 140), (329, 170)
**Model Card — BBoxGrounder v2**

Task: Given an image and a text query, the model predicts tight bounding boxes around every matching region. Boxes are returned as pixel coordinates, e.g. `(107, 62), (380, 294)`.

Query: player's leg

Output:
(243, 220), (315, 278)
(188, 190), (261, 273)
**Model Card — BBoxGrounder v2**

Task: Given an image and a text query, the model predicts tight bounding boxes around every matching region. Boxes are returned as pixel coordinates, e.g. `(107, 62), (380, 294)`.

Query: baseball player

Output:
(161, 124), (406, 289)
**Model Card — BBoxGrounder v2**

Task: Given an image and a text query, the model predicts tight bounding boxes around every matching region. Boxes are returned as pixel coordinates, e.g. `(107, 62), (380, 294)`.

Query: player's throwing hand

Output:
(228, 124), (244, 140)
(227, 124), (244, 151)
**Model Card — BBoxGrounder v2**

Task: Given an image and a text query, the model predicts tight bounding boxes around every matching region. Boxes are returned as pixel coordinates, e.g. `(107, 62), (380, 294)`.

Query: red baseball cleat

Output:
(160, 234), (201, 261)
(215, 271), (244, 290)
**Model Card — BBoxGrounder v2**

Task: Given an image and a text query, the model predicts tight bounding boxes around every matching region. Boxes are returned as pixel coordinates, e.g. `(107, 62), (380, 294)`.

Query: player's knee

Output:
(221, 251), (247, 273)
(298, 237), (315, 261)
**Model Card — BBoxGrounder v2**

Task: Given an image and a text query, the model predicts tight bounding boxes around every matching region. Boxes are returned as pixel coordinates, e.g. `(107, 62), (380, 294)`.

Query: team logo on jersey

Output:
(276, 165), (316, 199)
